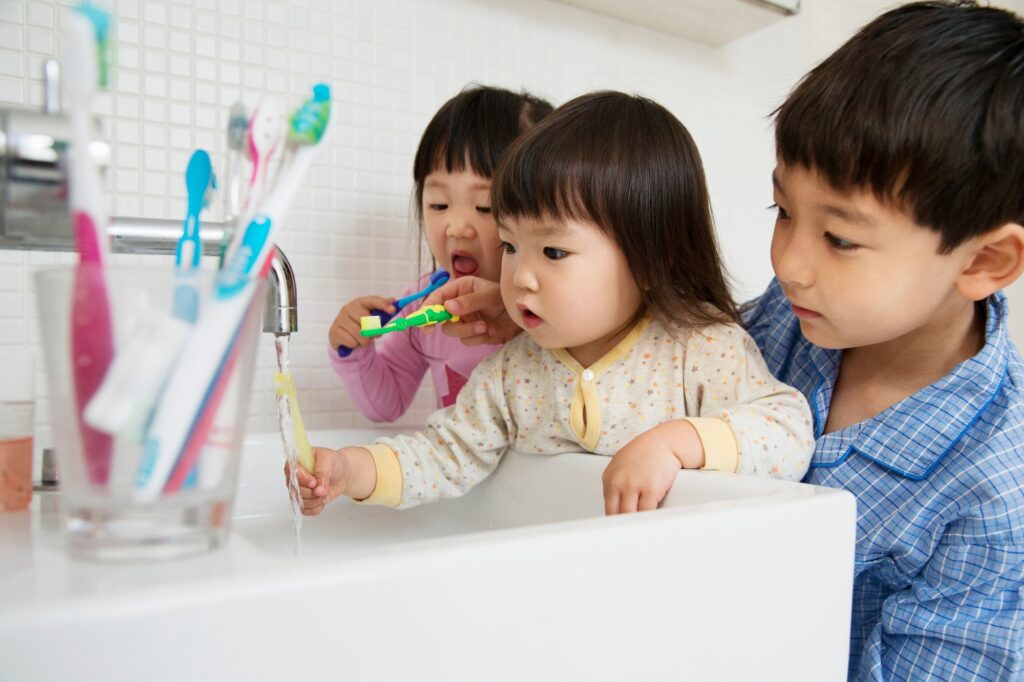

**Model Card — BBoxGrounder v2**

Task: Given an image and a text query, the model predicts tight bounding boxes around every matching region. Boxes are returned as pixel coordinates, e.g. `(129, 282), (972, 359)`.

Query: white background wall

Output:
(2, 0), (1023, 459)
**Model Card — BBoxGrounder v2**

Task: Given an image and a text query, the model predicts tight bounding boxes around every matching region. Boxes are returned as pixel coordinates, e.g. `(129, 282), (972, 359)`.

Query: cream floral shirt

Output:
(360, 315), (814, 509)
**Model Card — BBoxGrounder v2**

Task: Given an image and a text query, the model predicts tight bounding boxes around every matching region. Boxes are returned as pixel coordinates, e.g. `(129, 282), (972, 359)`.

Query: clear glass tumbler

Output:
(34, 265), (263, 561)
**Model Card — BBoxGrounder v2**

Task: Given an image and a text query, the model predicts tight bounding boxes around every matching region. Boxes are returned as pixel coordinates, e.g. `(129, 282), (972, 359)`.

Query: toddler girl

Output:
(307, 91), (813, 515)
(329, 86), (553, 420)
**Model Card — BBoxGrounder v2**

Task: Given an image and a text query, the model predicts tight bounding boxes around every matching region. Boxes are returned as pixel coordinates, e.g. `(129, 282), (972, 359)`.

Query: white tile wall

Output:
(3, 0), (1023, 465)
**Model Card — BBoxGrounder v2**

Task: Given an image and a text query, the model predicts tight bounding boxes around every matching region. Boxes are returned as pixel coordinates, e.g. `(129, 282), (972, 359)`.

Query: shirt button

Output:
(582, 370), (594, 382)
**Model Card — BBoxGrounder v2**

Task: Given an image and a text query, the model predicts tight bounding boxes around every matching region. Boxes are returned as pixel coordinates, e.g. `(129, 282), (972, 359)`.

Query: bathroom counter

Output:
(0, 429), (857, 681)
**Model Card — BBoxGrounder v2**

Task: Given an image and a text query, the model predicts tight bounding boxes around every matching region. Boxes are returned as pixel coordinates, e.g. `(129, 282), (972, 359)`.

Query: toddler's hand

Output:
(329, 295), (397, 351)
(421, 276), (521, 346)
(283, 446), (372, 516)
(602, 421), (704, 515)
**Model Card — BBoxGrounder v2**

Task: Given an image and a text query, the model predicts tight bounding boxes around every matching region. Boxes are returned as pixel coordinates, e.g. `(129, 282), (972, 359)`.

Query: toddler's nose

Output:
(446, 211), (477, 240)
(511, 262), (538, 291)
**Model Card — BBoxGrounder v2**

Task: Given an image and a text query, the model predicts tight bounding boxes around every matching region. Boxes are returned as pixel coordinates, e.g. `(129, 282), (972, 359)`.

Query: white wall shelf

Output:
(550, 0), (800, 46)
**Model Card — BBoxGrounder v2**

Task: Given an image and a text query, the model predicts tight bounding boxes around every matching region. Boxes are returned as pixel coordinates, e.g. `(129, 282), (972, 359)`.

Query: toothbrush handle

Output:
(336, 308), (392, 358)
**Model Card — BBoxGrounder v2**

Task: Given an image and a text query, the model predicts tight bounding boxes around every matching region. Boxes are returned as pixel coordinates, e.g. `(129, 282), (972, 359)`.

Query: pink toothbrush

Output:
(221, 97), (284, 265)
(64, 4), (115, 485)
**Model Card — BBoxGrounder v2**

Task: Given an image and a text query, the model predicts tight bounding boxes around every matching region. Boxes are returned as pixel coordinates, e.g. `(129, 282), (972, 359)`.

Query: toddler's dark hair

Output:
(412, 85), (554, 225)
(492, 90), (738, 328)
(775, 1), (1024, 252)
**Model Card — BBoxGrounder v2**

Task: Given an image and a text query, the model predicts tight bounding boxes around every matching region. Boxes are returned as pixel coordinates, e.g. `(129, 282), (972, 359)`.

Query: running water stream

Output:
(274, 335), (303, 554)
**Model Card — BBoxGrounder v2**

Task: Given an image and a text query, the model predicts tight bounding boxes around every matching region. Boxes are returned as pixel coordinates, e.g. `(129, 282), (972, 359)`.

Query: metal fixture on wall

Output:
(0, 60), (298, 336)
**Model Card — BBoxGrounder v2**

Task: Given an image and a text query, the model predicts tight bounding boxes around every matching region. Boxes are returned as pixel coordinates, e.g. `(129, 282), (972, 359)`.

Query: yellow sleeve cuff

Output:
(683, 417), (739, 473)
(355, 444), (403, 508)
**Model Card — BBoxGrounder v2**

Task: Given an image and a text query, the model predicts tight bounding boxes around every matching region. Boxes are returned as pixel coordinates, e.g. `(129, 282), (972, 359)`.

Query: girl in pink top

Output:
(329, 86), (553, 421)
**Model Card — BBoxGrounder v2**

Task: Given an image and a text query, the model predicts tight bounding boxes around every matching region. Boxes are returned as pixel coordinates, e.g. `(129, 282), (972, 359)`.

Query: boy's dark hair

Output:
(412, 85), (554, 224)
(492, 91), (738, 328)
(775, 1), (1024, 253)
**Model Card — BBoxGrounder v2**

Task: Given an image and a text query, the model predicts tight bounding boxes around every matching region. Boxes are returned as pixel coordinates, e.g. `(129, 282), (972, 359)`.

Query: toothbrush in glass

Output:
(221, 98), (285, 265)
(173, 149), (216, 323)
(135, 84), (333, 502)
(218, 102), (249, 269)
(82, 150), (214, 446)
(63, 2), (115, 486)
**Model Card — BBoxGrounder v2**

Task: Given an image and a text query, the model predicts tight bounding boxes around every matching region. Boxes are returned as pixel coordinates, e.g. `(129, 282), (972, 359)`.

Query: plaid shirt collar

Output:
(810, 292), (1010, 480)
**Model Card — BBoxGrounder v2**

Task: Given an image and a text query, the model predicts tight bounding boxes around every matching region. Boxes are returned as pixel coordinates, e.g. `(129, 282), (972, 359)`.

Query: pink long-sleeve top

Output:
(329, 278), (501, 423)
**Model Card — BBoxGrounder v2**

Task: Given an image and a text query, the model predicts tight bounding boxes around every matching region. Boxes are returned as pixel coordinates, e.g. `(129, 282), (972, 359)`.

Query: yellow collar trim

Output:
(551, 316), (651, 451)
(551, 315), (651, 379)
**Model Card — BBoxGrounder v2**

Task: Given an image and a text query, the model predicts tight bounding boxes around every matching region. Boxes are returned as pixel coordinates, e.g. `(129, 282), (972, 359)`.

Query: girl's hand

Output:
(329, 296), (397, 351)
(602, 421), (704, 515)
(421, 276), (521, 346)
(283, 446), (376, 516)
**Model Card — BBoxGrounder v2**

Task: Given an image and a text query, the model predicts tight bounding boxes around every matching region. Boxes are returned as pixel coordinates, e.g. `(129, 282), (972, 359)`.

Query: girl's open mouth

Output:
(517, 304), (543, 329)
(450, 253), (479, 276)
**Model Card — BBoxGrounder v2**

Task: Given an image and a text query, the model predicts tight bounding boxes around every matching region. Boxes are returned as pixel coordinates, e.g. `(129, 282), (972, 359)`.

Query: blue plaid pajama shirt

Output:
(744, 279), (1024, 681)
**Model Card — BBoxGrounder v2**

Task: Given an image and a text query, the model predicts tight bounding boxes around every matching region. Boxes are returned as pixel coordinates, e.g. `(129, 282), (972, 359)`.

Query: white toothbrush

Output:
(134, 84), (333, 502)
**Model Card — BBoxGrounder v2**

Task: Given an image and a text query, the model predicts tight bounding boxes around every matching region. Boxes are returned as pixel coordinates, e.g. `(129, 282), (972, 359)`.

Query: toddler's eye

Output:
(428, 203), (448, 211)
(824, 232), (859, 251)
(543, 247), (569, 260)
(500, 241), (516, 255)
(476, 206), (492, 215)
(768, 203), (791, 220)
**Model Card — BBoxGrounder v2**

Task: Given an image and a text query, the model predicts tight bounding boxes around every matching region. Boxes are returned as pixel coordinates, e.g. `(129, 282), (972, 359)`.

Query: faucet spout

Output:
(105, 218), (298, 337)
(264, 245), (297, 336)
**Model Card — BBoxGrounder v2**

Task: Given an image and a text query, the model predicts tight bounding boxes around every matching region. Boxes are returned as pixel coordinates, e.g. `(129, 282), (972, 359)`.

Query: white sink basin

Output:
(0, 429), (856, 681)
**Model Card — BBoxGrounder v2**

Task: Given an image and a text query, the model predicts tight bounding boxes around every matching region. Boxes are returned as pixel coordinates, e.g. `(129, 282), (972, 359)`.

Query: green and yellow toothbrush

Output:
(360, 304), (460, 337)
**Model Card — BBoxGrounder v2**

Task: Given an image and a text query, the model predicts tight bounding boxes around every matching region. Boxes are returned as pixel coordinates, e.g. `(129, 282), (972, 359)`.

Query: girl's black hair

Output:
(492, 90), (738, 329)
(408, 85), (553, 358)
(412, 85), (554, 226)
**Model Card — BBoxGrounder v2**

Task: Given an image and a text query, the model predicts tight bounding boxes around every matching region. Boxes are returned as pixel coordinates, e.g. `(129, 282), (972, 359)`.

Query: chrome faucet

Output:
(108, 218), (298, 336)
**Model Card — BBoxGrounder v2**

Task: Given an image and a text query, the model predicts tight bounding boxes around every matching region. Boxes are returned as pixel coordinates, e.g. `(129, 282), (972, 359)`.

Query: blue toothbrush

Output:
(173, 149), (216, 323)
(337, 269), (450, 357)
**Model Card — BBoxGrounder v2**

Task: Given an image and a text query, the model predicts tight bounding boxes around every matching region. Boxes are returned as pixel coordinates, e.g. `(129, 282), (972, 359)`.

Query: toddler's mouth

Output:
(517, 304), (543, 329)
(450, 252), (479, 277)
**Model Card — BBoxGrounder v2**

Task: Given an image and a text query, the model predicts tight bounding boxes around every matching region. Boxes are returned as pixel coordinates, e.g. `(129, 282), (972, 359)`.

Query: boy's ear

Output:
(956, 223), (1024, 301)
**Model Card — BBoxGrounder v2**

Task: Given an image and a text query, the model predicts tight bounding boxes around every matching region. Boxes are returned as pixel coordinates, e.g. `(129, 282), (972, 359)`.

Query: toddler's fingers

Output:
(361, 296), (397, 315)
(618, 490), (639, 515)
(312, 448), (338, 497)
(637, 490), (660, 512)
(302, 500), (325, 516)
(334, 328), (366, 351)
(443, 288), (501, 319)
(295, 465), (317, 488)
(604, 489), (620, 516)
(422, 276), (477, 308)
(441, 319), (489, 340)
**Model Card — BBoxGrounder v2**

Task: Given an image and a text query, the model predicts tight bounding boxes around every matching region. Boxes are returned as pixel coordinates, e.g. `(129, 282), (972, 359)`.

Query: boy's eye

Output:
(543, 247), (569, 260)
(476, 206), (492, 215)
(768, 202), (790, 220)
(428, 203), (448, 211)
(500, 241), (516, 255)
(824, 232), (859, 251)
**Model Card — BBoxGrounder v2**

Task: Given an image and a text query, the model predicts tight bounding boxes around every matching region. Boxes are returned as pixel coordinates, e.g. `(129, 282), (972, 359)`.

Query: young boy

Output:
(743, 2), (1024, 679)
(425, 2), (1024, 679)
